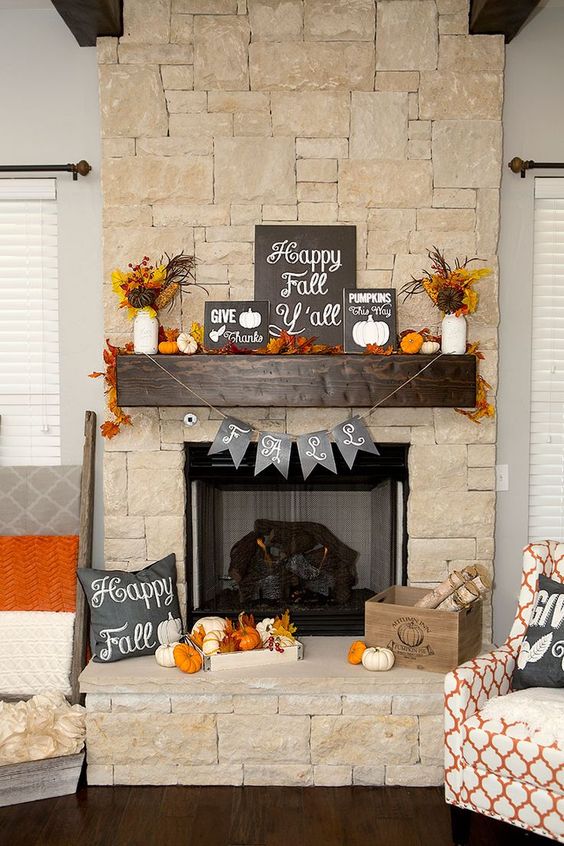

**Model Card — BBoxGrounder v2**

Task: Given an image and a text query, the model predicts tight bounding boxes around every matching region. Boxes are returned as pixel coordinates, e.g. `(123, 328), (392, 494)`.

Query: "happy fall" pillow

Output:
(78, 554), (183, 663)
(512, 574), (564, 691)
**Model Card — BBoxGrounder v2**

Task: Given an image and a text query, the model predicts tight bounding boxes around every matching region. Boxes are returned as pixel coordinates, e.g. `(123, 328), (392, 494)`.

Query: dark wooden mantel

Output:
(116, 354), (476, 409)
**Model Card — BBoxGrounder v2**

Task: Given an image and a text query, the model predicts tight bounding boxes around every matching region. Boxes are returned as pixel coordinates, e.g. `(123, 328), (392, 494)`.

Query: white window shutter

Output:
(0, 179), (61, 466)
(529, 177), (564, 540)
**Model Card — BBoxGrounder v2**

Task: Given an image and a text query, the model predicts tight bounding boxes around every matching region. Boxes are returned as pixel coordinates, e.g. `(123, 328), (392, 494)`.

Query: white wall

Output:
(496, 0), (564, 642)
(0, 5), (105, 560)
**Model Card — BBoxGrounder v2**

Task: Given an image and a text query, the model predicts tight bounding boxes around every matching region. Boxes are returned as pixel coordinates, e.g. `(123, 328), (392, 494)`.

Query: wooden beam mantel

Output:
(116, 355), (477, 409)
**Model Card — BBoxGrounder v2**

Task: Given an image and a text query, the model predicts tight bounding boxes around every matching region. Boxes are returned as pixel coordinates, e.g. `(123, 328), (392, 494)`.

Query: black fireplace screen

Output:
(186, 443), (408, 636)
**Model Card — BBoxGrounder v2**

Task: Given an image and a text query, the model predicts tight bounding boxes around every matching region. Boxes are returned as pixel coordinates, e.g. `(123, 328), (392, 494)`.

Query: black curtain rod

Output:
(509, 156), (564, 178)
(0, 160), (91, 181)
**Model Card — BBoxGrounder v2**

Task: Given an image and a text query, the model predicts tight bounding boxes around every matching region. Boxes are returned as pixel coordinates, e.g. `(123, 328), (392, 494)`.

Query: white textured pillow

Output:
(0, 611), (75, 695)
(480, 688), (564, 749)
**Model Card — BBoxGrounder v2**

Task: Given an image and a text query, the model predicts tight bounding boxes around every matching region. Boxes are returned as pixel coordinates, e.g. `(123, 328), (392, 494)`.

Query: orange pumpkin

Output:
(234, 612), (261, 651)
(347, 640), (367, 665)
(158, 340), (179, 354)
(400, 332), (424, 354)
(173, 642), (202, 674)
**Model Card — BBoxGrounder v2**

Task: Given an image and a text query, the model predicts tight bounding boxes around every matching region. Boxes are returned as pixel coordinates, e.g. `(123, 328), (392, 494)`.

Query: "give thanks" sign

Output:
(254, 225), (356, 346)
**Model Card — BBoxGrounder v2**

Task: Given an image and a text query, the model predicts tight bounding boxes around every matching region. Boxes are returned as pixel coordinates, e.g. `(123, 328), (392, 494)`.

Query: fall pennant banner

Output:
(297, 431), (337, 479)
(254, 432), (293, 478)
(331, 417), (380, 469)
(208, 416), (253, 469)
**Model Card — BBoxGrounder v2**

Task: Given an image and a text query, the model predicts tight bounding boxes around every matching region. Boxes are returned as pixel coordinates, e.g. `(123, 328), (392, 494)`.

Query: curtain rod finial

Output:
(73, 160), (92, 178)
(508, 157), (533, 178)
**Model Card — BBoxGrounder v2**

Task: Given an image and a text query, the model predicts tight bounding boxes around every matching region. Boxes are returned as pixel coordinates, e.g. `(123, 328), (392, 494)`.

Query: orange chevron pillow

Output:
(0, 536), (79, 612)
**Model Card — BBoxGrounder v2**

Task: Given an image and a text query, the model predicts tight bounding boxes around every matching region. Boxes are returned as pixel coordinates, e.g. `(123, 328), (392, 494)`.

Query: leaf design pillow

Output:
(512, 574), (564, 691)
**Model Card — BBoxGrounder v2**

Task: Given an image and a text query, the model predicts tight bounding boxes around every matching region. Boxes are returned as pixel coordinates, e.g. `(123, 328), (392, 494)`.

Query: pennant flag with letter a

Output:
(208, 416), (252, 469)
(331, 416), (379, 469)
(254, 432), (292, 479)
(297, 430), (337, 480)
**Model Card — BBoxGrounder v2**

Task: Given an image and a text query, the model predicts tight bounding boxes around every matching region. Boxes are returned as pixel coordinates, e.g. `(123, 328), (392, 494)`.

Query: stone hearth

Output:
(81, 637), (444, 787)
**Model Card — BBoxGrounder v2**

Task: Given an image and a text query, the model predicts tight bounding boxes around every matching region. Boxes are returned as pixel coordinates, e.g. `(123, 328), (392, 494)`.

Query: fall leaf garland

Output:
(89, 339), (134, 438)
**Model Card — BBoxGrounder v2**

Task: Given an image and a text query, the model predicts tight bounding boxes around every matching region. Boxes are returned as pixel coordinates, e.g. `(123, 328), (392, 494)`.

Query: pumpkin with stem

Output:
(347, 640), (367, 665)
(400, 332), (424, 354)
(234, 612), (261, 651)
(174, 642), (202, 674)
(158, 340), (179, 354)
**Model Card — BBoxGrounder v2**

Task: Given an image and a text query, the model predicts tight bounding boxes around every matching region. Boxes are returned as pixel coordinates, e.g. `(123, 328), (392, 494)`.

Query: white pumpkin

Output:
(352, 315), (390, 348)
(361, 647), (395, 672)
(177, 332), (198, 355)
(155, 642), (180, 668)
(157, 613), (183, 646)
(256, 617), (275, 645)
(191, 616), (227, 637)
(239, 308), (261, 329)
(202, 629), (223, 656)
(420, 340), (440, 354)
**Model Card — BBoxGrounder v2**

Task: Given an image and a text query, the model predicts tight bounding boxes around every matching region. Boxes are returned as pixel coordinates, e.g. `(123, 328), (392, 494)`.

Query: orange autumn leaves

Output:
(89, 339), (133, 439)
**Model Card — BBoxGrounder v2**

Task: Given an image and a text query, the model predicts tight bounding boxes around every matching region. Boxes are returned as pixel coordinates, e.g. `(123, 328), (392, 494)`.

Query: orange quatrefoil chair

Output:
(444, 541), (564, 844)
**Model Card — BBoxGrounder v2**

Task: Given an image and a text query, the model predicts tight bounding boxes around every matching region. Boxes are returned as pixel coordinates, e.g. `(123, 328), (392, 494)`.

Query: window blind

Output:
(0, 179), (60, 466)
(529, 177), (564, 539)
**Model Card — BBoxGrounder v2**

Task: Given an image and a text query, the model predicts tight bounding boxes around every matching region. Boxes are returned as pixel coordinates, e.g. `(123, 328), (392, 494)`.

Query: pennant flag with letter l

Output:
(254, 432), (292, 479)
(331, 416), (380, 469)
(297, 430), (337, 480)
(208, 416), (252, 469)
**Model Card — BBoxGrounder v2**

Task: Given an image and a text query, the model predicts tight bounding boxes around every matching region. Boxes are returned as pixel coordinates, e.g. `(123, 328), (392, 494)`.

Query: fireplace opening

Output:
(185, 443), (409, 636)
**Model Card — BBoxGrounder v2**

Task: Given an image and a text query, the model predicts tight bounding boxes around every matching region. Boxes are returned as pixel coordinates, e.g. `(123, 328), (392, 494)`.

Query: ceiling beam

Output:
(470, 0), (542, 43)
(51, 0), (122, 47)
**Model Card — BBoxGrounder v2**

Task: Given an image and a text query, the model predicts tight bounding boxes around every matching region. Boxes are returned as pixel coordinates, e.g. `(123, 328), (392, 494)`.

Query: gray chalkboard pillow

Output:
(78, 554), (183, 663)
(512, 574), (564, 691)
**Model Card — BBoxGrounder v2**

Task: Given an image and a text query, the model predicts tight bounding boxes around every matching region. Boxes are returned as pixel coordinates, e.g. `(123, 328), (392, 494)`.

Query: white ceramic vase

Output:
(441, 313), (467, 355)
(133, 309), (159, 354)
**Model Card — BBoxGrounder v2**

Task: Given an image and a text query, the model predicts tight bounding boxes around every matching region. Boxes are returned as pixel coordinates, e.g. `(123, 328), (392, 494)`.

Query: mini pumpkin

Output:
(155, 642), (180, 668)
(202, 630), (223, 656)
(400, 332), (424, 354)
(256, 617), (275, 646)
(192, 616), (227, 637)
(420, 340), (440, 354)
(158, 340), (179, 354)
(157, 613), (183, 646)
(177, 332), (198, 355)
(361, 647), (395, 672)
(347, 640), (367, 665)
(234, 612), (262, 651)
(174, 642), (203, 674)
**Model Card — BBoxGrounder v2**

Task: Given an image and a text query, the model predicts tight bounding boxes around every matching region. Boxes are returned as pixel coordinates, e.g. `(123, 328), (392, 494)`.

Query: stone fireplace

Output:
(92, 0), (502, 789)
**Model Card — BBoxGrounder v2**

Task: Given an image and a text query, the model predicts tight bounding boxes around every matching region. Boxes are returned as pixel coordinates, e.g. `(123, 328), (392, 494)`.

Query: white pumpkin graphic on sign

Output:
(239, 308), (261, 329)
(352, 315), (390, 348)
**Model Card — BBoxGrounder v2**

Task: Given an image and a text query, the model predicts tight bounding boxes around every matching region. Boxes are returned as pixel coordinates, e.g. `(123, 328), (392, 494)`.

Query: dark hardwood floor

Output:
(0, 783), (556, 846)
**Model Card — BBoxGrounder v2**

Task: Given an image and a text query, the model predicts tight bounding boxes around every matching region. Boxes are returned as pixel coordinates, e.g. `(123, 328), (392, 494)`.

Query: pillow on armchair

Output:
(512, 574), (564, 690)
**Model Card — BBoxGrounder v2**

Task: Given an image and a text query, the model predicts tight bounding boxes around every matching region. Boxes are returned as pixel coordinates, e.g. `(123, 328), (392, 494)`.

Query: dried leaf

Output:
(364, 344), (394, 356)
(100, 421), (121, 439)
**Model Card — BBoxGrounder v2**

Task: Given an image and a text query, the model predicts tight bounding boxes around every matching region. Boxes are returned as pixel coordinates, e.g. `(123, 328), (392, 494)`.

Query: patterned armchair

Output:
(444, 541), (564, 844)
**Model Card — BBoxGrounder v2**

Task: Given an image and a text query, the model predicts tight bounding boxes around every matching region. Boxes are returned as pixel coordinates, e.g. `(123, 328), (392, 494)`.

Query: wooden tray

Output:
(193, 640), (304, 671)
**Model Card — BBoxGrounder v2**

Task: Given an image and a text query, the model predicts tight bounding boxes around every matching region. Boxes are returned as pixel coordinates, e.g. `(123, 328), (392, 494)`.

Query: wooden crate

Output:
(199, 641), (303, 671)
(365, 586), (482, 673)
(0, 751), (84, 807)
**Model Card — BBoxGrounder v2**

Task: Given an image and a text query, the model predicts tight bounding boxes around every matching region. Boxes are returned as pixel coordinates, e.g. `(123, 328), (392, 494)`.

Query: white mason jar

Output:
(133, 309), (159, 354)
(441, 313), (467, 355)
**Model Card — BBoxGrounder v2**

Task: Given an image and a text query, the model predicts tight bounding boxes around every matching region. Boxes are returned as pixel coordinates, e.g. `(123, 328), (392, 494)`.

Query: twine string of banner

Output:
(141, 350), (446, 437)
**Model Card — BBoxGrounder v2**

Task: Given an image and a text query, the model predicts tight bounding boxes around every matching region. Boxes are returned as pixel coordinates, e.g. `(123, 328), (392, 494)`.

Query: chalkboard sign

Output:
(254, 225), (356, 346)
(343, 288), (397, 353)
(204, 300), (270, 350)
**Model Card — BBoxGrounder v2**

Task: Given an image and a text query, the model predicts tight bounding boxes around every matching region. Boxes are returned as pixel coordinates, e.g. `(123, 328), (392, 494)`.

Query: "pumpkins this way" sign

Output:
(342, 288), (397, 353)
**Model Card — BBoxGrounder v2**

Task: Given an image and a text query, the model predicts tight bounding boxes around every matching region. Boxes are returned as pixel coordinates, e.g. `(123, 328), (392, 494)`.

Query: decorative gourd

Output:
(361, 647), (395, 672)
(157, 613), (183, 646)
(174, 642), (203, 674)
(420, 340), (440, 354)
(400, 332), (424, 354)
(239, 308), (261, 329)
(347, 640), (367, 665)
(352, 315), (390, 348)
(256, 617), (275, 646)
(191, 616), (227, 637)
(397, 620), (424, 648)
(177, 332), (198, 355)
(155, 642), (180, 668)
(158, 340), (179, 354)
(202, 629), (223, 656)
